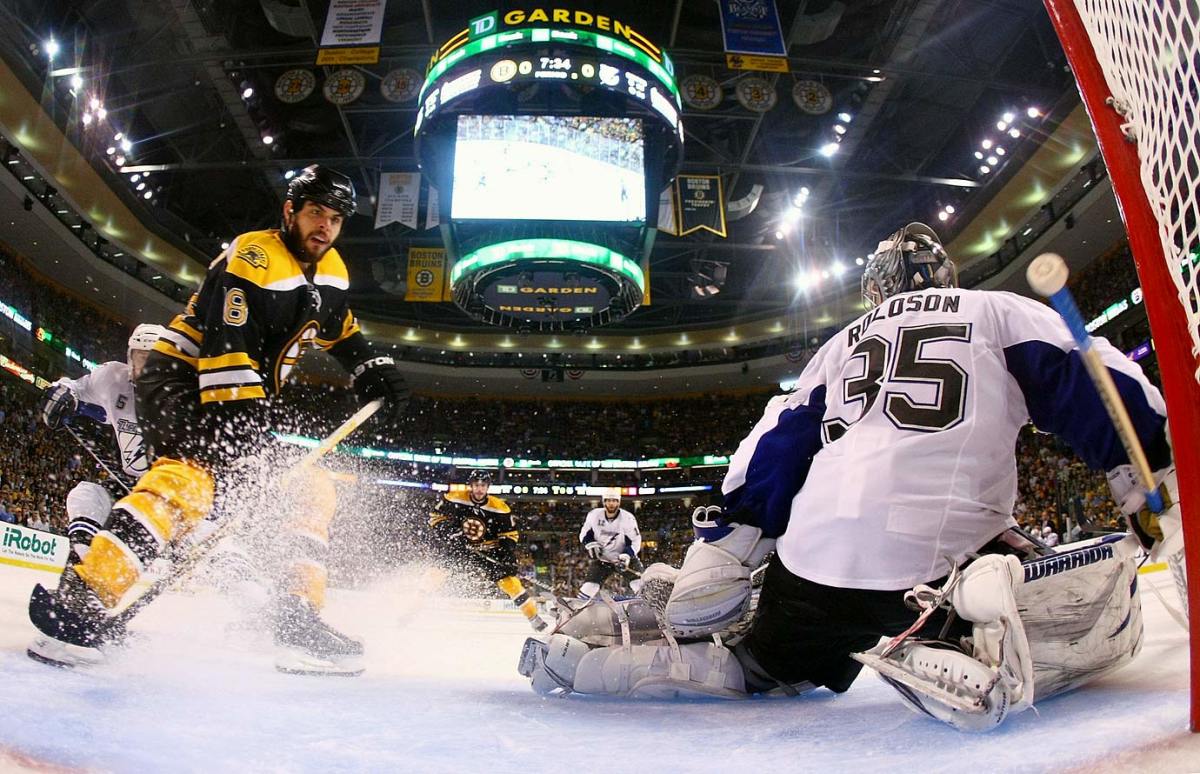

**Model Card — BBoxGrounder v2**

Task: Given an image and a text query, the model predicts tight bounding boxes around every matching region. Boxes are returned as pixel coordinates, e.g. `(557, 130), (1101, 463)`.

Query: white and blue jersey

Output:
(580, 508), (642, 562)
(56, 361), (148, 480)
(723, 287), (1169, 591)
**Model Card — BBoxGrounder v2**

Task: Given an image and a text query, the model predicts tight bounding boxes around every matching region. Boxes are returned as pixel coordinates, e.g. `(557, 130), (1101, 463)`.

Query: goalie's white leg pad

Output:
(1016, 534), (1144, 700)
(579, 581), (600, 600)
(950, 554), (1035, 712)
(854, 642), (1013, 732)
(555, 597), (663, 647)
(573, 641), (748, 699)
(666, 524), (774, 638)
(524, 634), (594, 695)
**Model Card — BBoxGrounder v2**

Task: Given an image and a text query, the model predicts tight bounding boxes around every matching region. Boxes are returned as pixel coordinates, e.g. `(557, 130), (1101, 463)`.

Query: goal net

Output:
(1043, 0), (1200, 730)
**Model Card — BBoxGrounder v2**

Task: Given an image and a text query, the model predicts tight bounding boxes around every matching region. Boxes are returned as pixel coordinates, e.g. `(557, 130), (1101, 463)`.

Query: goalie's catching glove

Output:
(1107, 464), (1181, 559)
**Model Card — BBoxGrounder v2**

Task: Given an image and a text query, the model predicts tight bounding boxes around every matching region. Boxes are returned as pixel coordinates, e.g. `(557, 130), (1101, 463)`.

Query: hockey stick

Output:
(1026, 253), (1165, 513)
(103, 399), (383, 631)
(474, 550), (560, 595)
(64, 424), (131, 495)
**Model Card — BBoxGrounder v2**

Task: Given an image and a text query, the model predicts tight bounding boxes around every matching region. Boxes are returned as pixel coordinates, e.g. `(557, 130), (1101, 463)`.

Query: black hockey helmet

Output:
(861, 222), (957, 308)
(466, 469), (493, 485)
(286, 164), (357, 219)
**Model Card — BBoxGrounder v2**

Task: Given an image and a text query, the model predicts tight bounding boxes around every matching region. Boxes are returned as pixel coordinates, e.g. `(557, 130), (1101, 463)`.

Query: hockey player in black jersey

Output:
(27, 165), (410, 676)
(427, 470), (547, 632)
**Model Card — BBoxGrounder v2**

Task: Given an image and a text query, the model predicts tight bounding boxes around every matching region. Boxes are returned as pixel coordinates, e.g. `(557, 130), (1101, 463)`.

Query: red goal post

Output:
(1042, 0), (1200, 730)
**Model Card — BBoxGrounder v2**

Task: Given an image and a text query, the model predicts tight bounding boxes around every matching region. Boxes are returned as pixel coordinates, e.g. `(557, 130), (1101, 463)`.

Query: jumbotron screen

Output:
(450, 115), (645, 223)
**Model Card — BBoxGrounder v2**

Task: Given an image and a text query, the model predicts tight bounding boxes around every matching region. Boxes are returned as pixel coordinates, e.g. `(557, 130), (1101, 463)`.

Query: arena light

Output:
(1008, 127), (1020, 138)
(938, 211), (949, 222)
(1026, 106), (1042, 119)
(44, 38), (59, 59)
(96, 108), (107, 121)
(819, 141), (839, 157)
(284, 169), (295, 179)
(996, 120), (1008, 131)
(945, 205), (955, 214)
(995, 147), (1006, 156)
(837, 112), (852, 123)
(89, 96), (101, 111)
(979, 165), (991, 174)
(974, 151), (984, 160)
(987, 155), (998, 165)
(833, 123), (847, 135)
(981, 138), (994, 150)
(855, 257), (864, 266)
(120, 138), (132, 152)
(1003, 111), (1016, 123)
(81, 112), (93, 125)
(261, 133), (274, 145)
(69, 74), (83, 90)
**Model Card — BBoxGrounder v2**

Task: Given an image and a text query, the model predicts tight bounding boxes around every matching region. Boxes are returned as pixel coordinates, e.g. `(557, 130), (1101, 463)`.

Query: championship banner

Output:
(404, 247), (448, 302)
(317, 0), (386, 65)
(677, 174), (728, 237)
(0, 524), (68, 572)
(425, 185), (440, 230)
(374, 172), (421, 230)
(656, 185), (678, 235)
(718, 0), (788, 72)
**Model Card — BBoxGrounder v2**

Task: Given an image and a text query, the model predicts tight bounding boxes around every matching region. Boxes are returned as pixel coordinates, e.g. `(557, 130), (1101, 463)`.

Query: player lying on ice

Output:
(519, 222), (1185, 731)
(26, 165), (410, 677)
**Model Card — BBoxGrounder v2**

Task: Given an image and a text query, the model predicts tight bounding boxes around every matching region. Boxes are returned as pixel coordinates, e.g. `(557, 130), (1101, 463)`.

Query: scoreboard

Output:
(413, 10), (683, 333)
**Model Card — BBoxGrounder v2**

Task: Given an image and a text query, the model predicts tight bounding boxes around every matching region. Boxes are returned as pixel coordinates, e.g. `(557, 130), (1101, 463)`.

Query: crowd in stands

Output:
(0, 380), (106, 531)
(0, 243), (131, 378)
(0, 233), (1163, 597)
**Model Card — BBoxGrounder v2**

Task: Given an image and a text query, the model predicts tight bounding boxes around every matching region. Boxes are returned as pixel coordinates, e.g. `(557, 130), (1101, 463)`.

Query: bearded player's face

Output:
(284, 200), (344, 263)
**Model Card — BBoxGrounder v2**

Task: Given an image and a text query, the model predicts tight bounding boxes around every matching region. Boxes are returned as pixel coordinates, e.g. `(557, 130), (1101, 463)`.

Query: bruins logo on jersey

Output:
(236, 244), (269, 269)
(461, 517), (487, 542)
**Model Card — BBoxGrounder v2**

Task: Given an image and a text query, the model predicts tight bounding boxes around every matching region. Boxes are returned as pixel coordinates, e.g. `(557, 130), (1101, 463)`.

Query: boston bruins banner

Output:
(677, 174), (727, 237)
(404, 247), (448, 302)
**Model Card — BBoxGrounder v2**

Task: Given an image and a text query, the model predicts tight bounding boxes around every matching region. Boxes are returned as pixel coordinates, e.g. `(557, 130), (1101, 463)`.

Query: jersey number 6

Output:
(823, 323), (973, 442)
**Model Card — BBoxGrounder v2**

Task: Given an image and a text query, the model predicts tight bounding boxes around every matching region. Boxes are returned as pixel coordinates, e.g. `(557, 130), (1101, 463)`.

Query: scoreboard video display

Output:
(413, 9), (683, 333)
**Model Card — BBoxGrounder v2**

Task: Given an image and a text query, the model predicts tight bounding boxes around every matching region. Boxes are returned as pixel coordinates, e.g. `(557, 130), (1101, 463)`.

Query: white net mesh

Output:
(1071, 0), (1200, 381)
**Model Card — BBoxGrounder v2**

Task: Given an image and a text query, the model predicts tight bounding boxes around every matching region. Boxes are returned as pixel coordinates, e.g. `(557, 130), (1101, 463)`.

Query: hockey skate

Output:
(27, 567), (125, 668)
(272, 594), (364, 677)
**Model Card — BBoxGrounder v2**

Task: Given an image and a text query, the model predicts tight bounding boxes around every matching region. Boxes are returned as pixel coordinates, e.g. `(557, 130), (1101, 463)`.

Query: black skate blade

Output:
(26, 647), (78, 669)
(275, 665), (364, 677)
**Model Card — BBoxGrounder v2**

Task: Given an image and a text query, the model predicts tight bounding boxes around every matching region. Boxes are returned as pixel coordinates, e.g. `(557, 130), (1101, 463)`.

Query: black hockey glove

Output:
(351, 356), (410, 422)
(40, 383), (78, 429)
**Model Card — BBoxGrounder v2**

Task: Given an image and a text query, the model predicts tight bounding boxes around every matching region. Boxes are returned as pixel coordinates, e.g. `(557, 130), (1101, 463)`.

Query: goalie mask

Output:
(861, 222), (957, 308)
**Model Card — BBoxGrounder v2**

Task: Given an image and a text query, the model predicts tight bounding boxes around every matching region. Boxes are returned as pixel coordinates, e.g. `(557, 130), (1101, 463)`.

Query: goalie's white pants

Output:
(860, 534), (1143, 731)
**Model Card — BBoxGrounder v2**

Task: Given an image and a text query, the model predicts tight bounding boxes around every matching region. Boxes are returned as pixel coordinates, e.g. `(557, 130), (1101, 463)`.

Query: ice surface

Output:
(0, 564), (1194, 773)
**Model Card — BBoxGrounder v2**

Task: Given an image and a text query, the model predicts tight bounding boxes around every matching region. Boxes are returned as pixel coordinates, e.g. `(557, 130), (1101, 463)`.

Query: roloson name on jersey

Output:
(848, 292), (961, 346)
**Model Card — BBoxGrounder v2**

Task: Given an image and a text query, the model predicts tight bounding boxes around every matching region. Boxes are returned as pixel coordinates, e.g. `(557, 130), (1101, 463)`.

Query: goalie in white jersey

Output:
(519, 222), (1183, 732)
(578, 488), (643, 598)
(39, 324), (165, 558)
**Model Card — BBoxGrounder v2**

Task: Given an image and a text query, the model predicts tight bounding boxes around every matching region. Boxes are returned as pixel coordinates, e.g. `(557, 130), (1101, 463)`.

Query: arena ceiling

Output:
(0, 0), (1079, 345)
